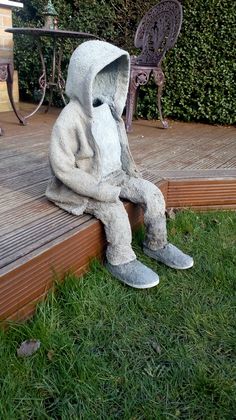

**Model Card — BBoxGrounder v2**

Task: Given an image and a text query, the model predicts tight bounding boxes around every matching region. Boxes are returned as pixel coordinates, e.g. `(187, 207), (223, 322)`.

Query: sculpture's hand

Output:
(126, 164), (142, 179)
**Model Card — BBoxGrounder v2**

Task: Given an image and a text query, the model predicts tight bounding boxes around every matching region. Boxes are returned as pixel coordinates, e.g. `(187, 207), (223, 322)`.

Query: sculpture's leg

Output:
(153, 67), (168, 129)
(0, 127), (4, 136)
(120, 176), (167, 250)
(86, 197), (160, 289)
(85, 199), (136, 266)
(6, 63), (26, 125)
(125, 68), (151, 132)
(120, 175), (193, 269)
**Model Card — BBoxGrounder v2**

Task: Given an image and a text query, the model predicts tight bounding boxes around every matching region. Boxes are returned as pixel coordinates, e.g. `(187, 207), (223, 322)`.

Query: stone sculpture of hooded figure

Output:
(46, 40), (193, 288)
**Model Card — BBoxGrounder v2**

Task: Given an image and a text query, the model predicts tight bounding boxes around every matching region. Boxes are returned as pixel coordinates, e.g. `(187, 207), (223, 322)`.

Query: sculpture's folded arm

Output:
(49, 123), (120, 203)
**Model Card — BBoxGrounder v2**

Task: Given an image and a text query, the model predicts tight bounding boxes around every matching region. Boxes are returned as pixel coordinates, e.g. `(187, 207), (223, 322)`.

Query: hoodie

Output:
(46, 40), (140, 216)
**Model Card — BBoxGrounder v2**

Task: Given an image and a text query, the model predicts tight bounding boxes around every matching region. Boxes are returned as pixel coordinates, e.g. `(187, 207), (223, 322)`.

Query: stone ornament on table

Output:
(42, 0), (58, 30)
(46, 40), (193, 289)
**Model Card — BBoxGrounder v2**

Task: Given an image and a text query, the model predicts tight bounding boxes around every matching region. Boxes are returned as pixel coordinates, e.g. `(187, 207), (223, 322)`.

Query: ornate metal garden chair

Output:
(0, 62), (26, 135)
(125, 0), (182, 132)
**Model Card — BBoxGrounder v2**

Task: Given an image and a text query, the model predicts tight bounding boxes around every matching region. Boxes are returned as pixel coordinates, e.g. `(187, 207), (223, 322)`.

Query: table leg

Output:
(7, 63), (26, 125)
(57, 43), (67, 106)
(45, 39), (68, 112)
(22, 39), (47, 121)
(45, 37), (56, 113)
(126, 77), (138, 133)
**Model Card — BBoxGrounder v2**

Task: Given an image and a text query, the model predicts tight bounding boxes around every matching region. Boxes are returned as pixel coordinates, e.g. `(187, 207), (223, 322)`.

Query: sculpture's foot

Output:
(143, 243), (193, 270)
(106, 259), (159, 289)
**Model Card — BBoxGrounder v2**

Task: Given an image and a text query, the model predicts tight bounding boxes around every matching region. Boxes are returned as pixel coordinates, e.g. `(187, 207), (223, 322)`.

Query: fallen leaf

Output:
(47, 350), (55, 361)
(17, 340), (41, 358)
(170, 227), (177, 235)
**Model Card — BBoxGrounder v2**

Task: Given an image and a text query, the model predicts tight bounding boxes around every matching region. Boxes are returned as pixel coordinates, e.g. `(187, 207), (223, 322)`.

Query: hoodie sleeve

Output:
(49, 121), (120, 202)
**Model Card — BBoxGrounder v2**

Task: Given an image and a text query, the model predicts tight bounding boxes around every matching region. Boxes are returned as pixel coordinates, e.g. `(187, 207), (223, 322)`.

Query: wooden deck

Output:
(1, 106), (236, 324)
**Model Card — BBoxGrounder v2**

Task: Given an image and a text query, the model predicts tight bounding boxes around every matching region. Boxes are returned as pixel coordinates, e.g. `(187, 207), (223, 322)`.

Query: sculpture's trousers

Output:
(85, 174), (167, 265)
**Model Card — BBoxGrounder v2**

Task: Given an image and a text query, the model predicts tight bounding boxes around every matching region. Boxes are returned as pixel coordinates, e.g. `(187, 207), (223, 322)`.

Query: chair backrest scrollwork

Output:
(134, 0), (182, 66)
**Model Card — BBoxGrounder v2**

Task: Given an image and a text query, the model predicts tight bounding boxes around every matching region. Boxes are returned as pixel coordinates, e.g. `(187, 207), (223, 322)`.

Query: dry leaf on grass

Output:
(47, 350), (55, 361)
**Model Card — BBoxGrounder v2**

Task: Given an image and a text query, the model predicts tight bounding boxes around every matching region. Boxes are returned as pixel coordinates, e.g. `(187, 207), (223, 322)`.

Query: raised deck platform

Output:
(1, 106), (236, 323)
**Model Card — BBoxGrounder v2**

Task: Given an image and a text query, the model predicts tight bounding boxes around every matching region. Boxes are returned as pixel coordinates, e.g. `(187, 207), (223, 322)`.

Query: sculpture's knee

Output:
(142, 180), (166, 215)
(101, 201), (129, 227)
(94, 201), (131, 244)
(153, 187), (166, 214)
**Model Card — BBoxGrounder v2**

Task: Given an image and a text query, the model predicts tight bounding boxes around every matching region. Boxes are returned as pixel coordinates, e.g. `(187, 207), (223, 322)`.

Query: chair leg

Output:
(126, 68), (151, 132)
(125, 77), (138, 133)
(153, 68), (168, 129)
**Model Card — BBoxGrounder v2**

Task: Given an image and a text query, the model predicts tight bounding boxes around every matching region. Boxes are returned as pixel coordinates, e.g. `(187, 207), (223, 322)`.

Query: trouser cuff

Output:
(106, 245), (136, 266)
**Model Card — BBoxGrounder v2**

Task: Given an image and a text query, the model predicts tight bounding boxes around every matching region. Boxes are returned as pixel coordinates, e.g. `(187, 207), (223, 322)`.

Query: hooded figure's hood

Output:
(65, 40), (130, 118)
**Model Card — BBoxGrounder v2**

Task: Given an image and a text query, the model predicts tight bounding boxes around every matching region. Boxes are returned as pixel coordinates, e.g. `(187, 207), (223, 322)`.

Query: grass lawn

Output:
(0, 210), (235, 419)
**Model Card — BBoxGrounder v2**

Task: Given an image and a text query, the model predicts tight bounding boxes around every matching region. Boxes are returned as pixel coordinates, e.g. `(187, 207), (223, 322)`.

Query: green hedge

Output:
(13, 0), (235, 124)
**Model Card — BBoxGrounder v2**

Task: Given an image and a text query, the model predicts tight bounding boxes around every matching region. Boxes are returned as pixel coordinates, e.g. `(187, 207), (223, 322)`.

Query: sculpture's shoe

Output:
(106, 260), (159, 289)
(143, 243), (194, 270)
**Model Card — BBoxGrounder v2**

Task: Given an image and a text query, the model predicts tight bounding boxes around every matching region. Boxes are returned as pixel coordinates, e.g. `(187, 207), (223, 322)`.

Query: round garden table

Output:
(5, 28), (99, 124)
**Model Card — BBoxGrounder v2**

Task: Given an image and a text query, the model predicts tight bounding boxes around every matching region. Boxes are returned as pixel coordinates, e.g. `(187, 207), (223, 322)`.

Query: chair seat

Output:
(131, 63), (159, 69)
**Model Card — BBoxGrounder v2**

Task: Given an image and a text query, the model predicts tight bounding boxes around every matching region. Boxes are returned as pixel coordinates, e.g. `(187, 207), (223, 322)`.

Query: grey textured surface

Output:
(86, 171), (167, 265)
(46, 40), (193, 281)
(143, 243), (194, 269)
(106, 260), (159, 289)
(46, 40), (167, 266)
(46, 40), (140, 217)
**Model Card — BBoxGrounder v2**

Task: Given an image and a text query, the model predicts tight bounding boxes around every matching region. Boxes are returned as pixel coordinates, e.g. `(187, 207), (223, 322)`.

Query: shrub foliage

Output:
(13, 0), (235, 124)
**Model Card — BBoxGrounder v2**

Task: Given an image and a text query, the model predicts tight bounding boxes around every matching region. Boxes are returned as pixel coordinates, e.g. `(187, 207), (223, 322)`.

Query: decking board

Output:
(167, 179), (236, 208)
